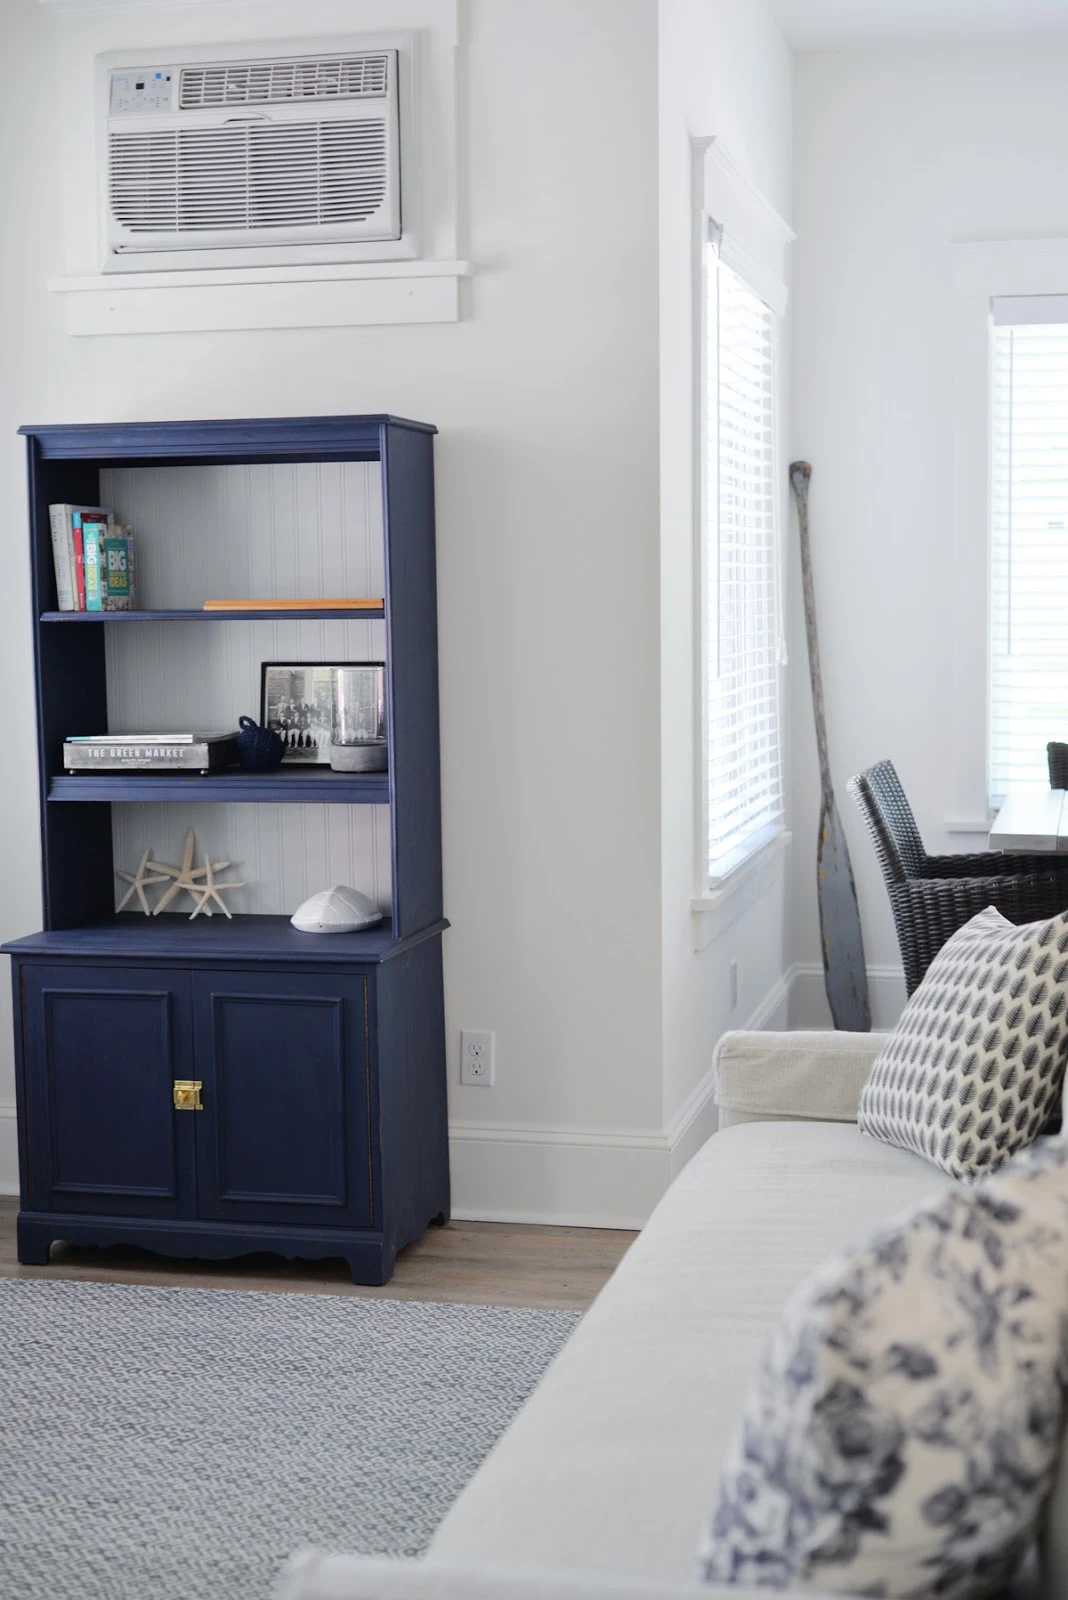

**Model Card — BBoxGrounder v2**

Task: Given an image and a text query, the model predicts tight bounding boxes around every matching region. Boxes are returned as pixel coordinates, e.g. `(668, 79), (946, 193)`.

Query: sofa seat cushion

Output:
(429, 1121), (955, 1583)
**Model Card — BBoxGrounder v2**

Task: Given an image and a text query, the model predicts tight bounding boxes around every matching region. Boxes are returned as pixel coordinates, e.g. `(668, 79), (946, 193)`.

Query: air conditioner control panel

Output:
(110, 70), (174, 116)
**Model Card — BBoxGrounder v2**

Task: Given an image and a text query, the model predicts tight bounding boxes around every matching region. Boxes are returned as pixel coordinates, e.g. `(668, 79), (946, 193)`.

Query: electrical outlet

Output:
(729, 960), (739, 1012)
(460, 1029), (495, 1087)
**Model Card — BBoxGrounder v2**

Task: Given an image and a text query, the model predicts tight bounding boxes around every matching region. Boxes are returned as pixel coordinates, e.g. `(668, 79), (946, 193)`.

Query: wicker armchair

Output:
(1049, 742), (1068, 789)
(848, 759), (1068, 997)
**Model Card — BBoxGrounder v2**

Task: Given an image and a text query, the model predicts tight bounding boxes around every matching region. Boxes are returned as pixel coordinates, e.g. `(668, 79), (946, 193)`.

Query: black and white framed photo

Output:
(260, 662), (386, 765)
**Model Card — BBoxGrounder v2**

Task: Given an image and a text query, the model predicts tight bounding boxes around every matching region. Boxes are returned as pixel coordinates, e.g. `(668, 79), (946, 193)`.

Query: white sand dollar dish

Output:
(291, 885), (384, 934)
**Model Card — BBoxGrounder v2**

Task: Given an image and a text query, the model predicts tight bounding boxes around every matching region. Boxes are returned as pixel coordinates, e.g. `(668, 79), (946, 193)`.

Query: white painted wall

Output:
(0, 0), (665, 1223)
(790, 41), (1068, 1019)
(658, 0), (794, 1149)
(0, 0), (57, 1203)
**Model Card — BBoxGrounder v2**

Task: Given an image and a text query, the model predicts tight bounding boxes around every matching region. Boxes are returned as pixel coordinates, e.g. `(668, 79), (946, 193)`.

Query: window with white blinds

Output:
(990, 303), (1068, 807)
(703, 246), (783, 882)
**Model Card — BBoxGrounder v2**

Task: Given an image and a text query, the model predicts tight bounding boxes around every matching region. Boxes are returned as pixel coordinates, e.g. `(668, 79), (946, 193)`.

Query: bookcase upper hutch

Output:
(2, 415), (449, 1285)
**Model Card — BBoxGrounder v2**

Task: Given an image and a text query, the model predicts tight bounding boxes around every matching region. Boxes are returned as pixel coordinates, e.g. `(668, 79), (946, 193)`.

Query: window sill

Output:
(691, 828), (792, 951)
(943, 813), (995, 835)
(47, 260), (471, 337)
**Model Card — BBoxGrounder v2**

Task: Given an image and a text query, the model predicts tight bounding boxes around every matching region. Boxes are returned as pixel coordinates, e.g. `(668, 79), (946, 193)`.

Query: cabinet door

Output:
(192, 970), (374, 1229)
(19, 964), (194, 1217)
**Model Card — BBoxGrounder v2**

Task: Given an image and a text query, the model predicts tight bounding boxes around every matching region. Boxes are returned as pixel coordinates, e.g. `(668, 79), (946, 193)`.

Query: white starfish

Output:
(189, 855), (245, 921)
(153, 828), (231, 916)
(116, 849), (171, 916)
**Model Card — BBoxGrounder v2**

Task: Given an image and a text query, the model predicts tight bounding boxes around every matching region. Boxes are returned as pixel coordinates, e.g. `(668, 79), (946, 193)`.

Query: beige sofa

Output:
(277, 1031), (1059, 1600)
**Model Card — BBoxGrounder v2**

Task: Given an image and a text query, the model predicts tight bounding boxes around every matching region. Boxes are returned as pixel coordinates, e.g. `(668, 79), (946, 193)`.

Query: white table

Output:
(989, 787), (1068, 852)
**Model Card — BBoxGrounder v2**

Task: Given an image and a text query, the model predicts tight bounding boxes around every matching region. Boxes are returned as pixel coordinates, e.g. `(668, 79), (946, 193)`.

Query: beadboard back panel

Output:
(112, 801), (392, 917)
(99, 463), (390, 916)
(99, 461), (385, 611)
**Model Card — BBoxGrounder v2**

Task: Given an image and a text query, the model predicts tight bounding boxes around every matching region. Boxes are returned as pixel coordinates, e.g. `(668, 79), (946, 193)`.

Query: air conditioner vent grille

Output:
(108, 118), (389, 233)
(179, 53), (389, 109)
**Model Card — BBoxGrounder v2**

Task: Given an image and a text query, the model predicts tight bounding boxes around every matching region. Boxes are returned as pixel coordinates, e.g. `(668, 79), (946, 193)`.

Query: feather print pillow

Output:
(858, 907), (1068, 1181)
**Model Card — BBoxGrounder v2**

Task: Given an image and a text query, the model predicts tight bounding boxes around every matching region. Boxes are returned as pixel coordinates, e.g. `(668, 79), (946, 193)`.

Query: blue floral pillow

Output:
(700, 1138), (1068, 1596)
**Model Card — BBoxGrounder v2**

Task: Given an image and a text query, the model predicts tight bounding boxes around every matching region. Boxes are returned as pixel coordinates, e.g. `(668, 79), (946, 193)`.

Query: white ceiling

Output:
(767, 0), (1068, 47)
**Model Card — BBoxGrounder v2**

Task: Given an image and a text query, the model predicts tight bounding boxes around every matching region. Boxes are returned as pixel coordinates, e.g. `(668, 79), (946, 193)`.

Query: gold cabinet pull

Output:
(173, 1080), (203, 1111)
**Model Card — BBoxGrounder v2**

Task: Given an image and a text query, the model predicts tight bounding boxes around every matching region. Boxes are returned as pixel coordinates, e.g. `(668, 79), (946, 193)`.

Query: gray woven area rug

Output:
(0, 1278), (579, 1600)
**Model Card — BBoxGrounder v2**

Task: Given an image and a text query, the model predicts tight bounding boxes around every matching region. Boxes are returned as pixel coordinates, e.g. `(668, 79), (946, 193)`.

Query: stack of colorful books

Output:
(49, 505), (137, 612)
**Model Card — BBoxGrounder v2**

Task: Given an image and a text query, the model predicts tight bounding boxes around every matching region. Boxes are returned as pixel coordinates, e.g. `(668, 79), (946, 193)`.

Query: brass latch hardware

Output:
(173, 1080), (203, 1111)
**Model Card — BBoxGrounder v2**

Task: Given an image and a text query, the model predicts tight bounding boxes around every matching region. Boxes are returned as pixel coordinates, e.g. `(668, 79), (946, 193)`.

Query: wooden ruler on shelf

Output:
(202, 598), (384, 612)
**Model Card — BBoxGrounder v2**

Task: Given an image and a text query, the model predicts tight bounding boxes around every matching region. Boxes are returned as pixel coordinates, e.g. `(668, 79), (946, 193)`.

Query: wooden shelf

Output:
(2, 914), (449, 967)
(48, 767), (390, 804)
(41, 607), (386, 623)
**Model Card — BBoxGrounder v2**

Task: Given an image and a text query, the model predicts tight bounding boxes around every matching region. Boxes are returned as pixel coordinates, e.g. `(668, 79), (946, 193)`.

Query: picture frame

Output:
(259, 662), (386, 765)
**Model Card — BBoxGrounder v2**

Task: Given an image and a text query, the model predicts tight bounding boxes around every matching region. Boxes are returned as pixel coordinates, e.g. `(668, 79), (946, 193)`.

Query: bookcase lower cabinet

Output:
(9, 940), (449, 1286)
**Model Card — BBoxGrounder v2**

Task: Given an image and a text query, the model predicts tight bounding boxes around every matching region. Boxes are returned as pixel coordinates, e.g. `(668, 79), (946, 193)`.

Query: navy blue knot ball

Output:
(236, 715), (285, 772)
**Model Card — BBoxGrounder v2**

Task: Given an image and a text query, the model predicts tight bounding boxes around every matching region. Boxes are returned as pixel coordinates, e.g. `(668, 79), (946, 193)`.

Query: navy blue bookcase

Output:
(2, 415), (449, 1284)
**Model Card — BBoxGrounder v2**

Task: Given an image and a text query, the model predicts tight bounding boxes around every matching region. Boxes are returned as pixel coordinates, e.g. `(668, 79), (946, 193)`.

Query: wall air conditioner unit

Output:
(102, 43), (404, 271)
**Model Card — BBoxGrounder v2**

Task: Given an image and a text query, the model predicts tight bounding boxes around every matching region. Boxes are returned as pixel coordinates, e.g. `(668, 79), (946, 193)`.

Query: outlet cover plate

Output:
(460, 1029), (495, 1087)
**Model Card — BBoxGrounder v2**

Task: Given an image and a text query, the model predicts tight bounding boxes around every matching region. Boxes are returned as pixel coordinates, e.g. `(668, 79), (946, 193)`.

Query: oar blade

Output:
(817, 795), (872, 1032)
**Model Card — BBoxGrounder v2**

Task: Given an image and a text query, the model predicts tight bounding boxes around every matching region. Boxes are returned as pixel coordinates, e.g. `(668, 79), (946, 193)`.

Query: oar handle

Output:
(790, 460), (834, 805)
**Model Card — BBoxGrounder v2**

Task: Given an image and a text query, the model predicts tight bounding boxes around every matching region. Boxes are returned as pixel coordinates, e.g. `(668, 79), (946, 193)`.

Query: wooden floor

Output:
(0, 1198), (635, 1311)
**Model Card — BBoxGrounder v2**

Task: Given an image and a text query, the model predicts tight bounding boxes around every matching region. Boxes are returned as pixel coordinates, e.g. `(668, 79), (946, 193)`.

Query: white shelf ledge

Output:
(38, 0), (230, 10)
(48, 260), (470, 337)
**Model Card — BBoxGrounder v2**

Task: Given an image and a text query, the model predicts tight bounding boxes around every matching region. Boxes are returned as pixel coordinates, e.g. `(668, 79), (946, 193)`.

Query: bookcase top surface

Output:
(2, 915), (448, 966)
(19, 414), (436, 462)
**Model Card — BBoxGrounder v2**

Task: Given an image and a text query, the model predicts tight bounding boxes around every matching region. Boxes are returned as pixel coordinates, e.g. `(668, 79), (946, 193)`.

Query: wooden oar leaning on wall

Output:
(789, 461), (872, 1032)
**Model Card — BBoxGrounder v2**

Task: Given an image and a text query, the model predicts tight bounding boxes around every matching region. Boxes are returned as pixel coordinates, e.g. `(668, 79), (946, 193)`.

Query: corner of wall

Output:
(787, 963), (904, 1032)
(657, 0), (795, 1163)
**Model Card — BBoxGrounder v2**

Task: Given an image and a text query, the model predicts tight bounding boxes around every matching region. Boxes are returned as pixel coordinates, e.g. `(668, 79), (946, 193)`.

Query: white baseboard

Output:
(0, 1103), (17, 1198)
(787, 962), (906, 1032)
(0, 1099), (670, 1227)
(448, 1122), (669, 1230)
(0, 961), (863, 1227)
(0, 1101), (674, 1229)
(665, 1065), (719, 1181)
(0, 1101), (663, 1228)
(450, 963), (796, 1226)
(664, 970), (790, 1178)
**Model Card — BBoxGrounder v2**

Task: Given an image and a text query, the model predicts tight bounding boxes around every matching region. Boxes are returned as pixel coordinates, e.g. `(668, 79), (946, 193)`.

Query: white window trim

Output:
(692, 138), (793, 906)
(948, 238), (1068, 834)
(46, 260), (470, 336)
(691, 825), (793, 952)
